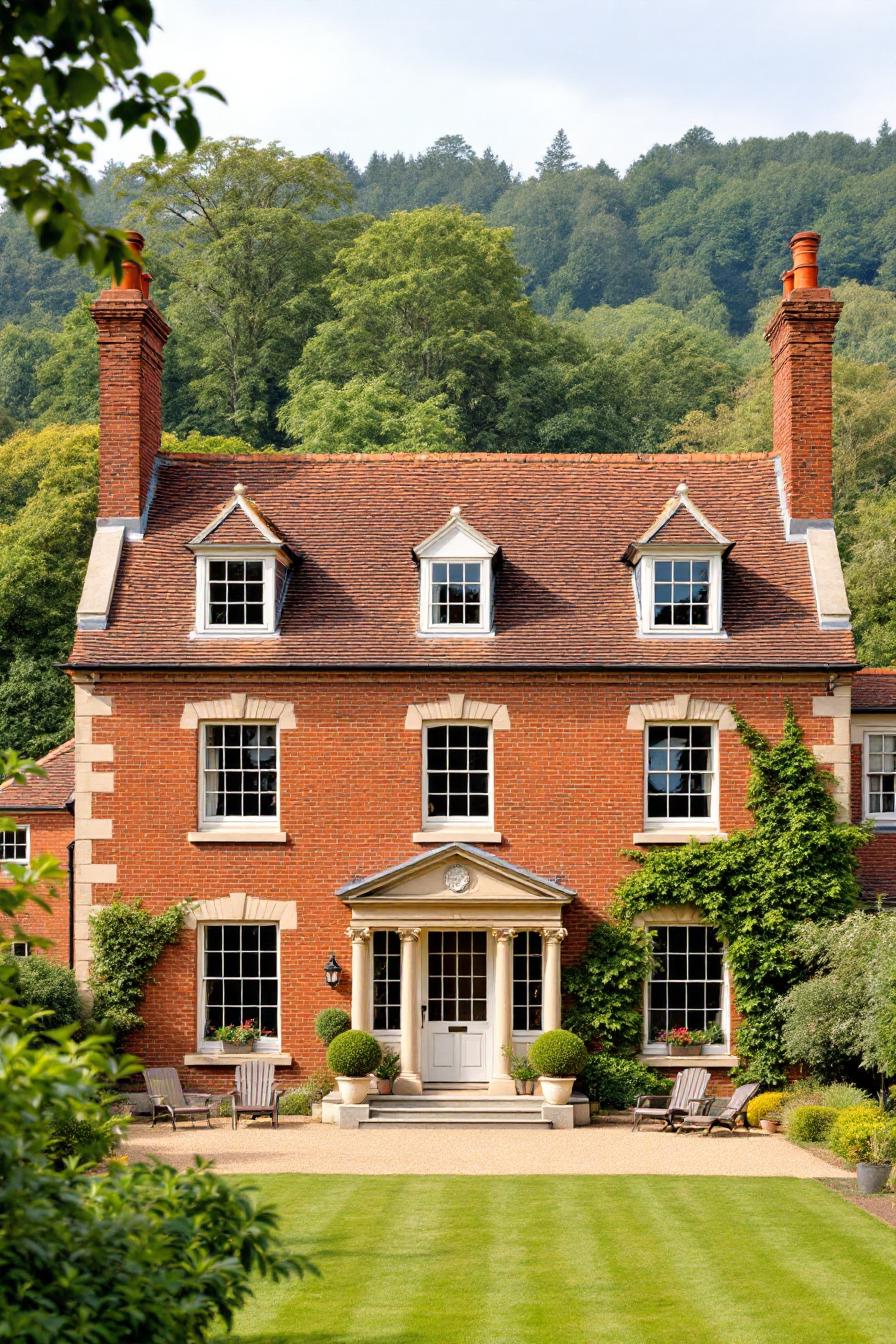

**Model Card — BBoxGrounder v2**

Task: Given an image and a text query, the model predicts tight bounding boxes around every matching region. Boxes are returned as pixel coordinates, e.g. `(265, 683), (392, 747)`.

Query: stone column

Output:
(489, 928), (517, 1096)
(346, 926), (372, 1031)
(393, 929), (423, 1095)
(541, 928), (568, 1031)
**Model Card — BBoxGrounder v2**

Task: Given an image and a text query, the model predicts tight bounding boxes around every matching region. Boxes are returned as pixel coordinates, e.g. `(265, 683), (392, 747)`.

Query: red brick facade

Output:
(0, 741), (74, 964)
(79, 669), (837, 1090)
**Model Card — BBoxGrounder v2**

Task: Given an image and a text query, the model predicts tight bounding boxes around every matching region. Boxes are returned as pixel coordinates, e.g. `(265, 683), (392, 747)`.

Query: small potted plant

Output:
(658, 1026), (701, 1057)
(696, 1021), (724, 1055)
(326, 1028), (383, 1105)
(374, 1048), (401, 1094)
(529, 1028), (588, 1106)
(503, 1045), (539, 1095)
(857, 1123), (896, 1196)
(210, 1019), (269, 1054)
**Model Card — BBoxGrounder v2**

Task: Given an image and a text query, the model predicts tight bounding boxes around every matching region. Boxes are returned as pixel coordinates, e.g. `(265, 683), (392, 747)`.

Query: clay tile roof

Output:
(203, 507), (275, 545)
(650, 508), (724, 545)
(68, 451), (856, 671)
(852, 669), (896, 711)
(0, 739), (75, 810)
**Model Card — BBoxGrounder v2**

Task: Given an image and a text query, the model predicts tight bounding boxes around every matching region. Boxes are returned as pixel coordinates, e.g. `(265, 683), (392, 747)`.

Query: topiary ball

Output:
(529, 1028), (588, 1079)
(314, 1007), (351, 1046)
(326, 1029), (383, 1078)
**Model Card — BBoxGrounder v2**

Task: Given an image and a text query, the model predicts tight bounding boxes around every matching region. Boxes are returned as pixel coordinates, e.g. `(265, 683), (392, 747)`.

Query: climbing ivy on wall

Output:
(88, 899), (190, 1044)
(612, 707), (868, 1084)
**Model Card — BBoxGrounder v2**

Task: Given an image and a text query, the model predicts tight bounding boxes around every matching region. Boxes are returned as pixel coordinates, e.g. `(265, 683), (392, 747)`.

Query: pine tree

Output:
(536, 129), (579, 176)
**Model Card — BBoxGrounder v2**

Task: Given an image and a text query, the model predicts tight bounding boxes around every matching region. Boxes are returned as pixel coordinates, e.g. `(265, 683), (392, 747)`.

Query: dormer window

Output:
(626, 484), (731, 639)
(414, 506), (499, 638)
(188, 484), (295, 638)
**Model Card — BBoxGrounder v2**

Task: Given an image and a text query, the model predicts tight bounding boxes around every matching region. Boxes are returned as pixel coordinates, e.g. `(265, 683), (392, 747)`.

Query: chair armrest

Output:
(273, 1089), (284, 1100)
(634, 1094), (669, 1108)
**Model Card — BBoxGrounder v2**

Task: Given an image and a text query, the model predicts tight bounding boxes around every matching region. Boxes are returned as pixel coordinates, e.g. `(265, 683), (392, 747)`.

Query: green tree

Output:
(124, 138), (359, 443)
(536, 129), (579, 176)
(0, 322), (54, 422)
(31, 299), (99, 424)
(0, 0), (222, 273)
(279, 375), (463, 453)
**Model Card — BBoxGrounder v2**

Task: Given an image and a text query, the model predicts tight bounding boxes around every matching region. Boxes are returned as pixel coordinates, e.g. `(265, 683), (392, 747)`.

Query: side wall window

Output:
(201, 923), (279, 1047)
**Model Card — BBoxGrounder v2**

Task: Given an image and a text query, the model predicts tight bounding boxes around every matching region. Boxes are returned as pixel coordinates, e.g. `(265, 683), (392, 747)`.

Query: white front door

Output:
(423, 930), (491, 1084)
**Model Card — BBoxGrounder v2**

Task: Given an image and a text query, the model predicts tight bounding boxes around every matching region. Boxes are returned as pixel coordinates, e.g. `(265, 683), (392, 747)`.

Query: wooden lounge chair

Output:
(143, 1067), (214, 1130)
(677, 1081), (761, 1134)
(631, 1066), (710, 1131)
(229, 1059), (282, 1129)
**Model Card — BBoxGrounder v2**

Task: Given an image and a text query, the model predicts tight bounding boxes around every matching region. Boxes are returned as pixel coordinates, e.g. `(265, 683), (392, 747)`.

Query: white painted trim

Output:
(413, 829), (502, 844)
(419, 720), (495, 838)
(194, 917), (283, 1051)
(639, 916), (731, 1052)
(188, 830), (287, 844)
(193, 551), (278, 636)
(640, 720), (719, 837)
(0, 821), (29, 871)
(417, 555), (494, 637)
(860, 727), (896, 823)
(634, 483), (731, 549)
(188, 487), (284, 548)
(197, 720), (281, 833)
(636, 551), (724, 637)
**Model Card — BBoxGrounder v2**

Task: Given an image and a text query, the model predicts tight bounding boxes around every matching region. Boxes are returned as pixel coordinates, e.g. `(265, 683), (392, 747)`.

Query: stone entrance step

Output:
(360, 1108), (552, 1129)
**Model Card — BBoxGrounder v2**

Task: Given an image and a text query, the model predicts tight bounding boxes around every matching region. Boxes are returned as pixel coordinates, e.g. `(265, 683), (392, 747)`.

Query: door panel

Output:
(423, 931), (490, 1083)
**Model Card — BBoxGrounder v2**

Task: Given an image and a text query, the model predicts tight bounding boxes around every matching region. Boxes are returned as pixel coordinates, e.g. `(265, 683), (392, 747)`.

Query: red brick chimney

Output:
(90, 232), (170, 527)
(764, 231), (842, 527)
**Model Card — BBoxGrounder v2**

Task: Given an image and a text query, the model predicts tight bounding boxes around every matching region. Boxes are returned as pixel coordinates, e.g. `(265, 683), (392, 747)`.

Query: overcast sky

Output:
(120, 0), (895, 176)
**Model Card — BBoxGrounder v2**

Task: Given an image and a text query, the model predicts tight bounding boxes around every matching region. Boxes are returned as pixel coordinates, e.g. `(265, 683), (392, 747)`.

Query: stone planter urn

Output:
(540, 1077), (575, 1106)
(856, 1161), (892, 1195)
(515, 1080), (535, 1095)
(337, 1075), (370, 1106)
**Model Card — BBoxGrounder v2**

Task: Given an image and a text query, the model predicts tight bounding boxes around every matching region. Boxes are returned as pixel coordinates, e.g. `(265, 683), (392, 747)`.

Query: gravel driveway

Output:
(121, 1116), (839, 1178)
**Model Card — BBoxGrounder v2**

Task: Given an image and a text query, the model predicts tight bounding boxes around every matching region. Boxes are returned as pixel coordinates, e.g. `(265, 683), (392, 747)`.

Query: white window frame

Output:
(197, 920), (281, 1052)
(637, 551), (723, 637)
(418, 556), (493, 637)
(198, 721), (280, 832)
(864, 730), (896, 822)
(641, 921), (730, 1054)
(420, 720), (495, 837)
(643, 722), (719, 835)
(0, 822), (29, 870)
(11, 941), (30, 957)
(193, 549), (278, 637)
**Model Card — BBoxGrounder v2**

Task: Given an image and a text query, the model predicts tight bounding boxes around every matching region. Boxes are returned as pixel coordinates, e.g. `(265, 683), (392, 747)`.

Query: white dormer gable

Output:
(626, 483), (733, 638)
(188, 484), (294, 638)
(414, 506), (499, 637)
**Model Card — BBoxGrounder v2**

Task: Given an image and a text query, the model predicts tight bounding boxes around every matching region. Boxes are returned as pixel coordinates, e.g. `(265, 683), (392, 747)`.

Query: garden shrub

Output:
(786, 1105), (837, 1143)
(279, 1089), (311, 1116)
(2, 952), (82, 1031)
(314, 1007), (351, 1045)
(302, 1067), (336, 1101)
(828, 1106), (896, 1164)
(326, 1029), (382, 1077)
(580, 1053), (672, 1109)
(529, 1028), (588, 1078)
(746, 1090), (786, 1128)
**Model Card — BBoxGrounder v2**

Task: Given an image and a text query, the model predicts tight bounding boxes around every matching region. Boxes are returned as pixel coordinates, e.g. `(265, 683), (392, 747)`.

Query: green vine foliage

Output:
(563, 919), (655, 1051)
(612, 707), (868, 1085)
(89, 899), (190, 1044)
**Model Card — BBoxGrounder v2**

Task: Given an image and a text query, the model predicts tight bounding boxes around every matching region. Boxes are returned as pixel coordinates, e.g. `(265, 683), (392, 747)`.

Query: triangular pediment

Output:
(336, 843), (574, 908)
(413, 508), (499, 561)
(626, 482), (732, 562)
(188, 483), (289, 552)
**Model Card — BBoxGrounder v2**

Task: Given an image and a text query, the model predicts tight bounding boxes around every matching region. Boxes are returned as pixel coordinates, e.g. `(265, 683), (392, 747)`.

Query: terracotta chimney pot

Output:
(140, 271), (153, 300)
(781, 268), (795, 297)
(113, 229), (146, 292)
(789, 230), (820, 289)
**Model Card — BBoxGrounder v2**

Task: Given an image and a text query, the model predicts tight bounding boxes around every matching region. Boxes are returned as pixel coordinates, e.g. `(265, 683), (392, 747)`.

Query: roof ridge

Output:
(160, 450), (775, 466)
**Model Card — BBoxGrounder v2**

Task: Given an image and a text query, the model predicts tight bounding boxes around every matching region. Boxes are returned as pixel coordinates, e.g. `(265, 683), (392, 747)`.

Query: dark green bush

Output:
(2, 953), (82, 1031)
(786, 1105), (838, 1143)
(326, 1029), (382, 1077)
(580, 1053), (673, 1109)
(314, 1007), (351, 1045)
(529, 1029), (588, 1078)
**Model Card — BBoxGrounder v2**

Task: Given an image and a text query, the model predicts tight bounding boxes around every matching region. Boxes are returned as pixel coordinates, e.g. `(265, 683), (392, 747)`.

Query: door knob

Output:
(420, 1004), (427, 1028)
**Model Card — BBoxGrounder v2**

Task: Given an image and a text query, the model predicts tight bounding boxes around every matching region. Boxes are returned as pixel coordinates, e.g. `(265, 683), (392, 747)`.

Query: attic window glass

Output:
(430, 561), (481, 627)
(653, 559), (710, 627)
(208, 558), (266, 627)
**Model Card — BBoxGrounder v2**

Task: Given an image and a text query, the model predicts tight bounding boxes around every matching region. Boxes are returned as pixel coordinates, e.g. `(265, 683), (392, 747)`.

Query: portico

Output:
(337, 844), (574, 1096)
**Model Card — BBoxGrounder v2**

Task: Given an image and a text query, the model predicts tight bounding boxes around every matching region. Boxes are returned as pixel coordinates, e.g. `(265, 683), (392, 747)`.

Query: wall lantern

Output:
(324, 952), (342, 988)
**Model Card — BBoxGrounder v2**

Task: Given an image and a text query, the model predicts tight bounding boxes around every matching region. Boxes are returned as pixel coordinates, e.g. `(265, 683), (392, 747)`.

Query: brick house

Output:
(1, 740), (75, 963)
(57, 229), (878, 1096)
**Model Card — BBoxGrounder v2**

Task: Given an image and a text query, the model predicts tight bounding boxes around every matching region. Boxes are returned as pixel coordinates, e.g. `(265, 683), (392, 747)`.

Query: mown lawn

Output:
(221, 1175), (896, 1344)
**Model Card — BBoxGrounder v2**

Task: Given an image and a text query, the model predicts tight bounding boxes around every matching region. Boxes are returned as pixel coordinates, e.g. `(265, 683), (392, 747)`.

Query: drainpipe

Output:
(67, 839), (75, 969)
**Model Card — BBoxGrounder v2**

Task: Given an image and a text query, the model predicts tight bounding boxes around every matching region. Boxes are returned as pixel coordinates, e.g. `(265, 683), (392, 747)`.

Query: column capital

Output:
(490, 927), (517, 943)
(543, 927), (568, 944)
(398, 928), (421, 943)
(345, 925), (371, 944)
